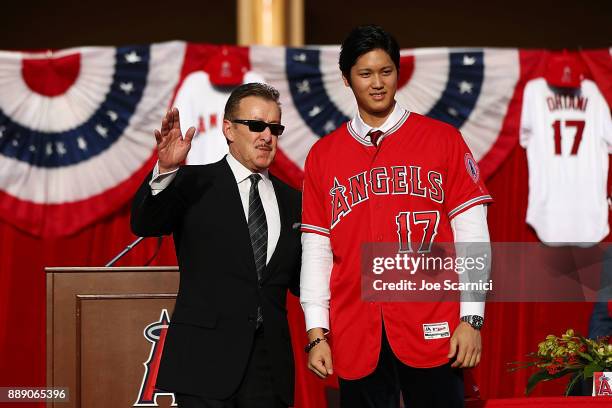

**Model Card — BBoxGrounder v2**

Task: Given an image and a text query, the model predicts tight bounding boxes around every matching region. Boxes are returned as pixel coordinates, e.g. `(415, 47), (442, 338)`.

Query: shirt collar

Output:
(348, 102), (409, 145)
(225, 152), (271, 185)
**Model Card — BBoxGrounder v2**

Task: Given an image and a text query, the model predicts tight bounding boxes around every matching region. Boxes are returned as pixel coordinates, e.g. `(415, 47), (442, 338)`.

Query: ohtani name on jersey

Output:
(330, 166), (444, 228)
(546, 94), (588, 112)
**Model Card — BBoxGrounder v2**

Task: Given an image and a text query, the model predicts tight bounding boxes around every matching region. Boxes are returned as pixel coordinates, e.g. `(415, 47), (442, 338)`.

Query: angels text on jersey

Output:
(329, 165), (444, 229)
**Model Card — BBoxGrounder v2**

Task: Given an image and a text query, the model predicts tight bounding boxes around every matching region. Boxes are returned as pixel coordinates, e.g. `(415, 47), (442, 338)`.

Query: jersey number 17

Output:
(552, 119), (585, 155)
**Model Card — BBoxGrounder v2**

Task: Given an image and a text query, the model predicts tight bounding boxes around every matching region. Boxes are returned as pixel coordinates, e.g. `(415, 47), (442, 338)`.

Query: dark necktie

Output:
(368, 129), (384, 147)
(248, 174), (267, 328)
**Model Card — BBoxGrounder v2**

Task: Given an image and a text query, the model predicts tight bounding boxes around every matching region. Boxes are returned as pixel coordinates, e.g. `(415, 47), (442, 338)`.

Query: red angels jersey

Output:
(520, 78), (612, 245)
(301, 111), (493, 379)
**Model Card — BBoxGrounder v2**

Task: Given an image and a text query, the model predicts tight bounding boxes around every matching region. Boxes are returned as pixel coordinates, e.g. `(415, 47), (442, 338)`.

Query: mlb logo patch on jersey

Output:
(423, 322), (451, 340)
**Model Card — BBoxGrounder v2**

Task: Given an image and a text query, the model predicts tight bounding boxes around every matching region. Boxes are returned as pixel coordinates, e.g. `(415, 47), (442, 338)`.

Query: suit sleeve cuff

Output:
(303, 305), (330, 332)
(460, 301), (485, 319)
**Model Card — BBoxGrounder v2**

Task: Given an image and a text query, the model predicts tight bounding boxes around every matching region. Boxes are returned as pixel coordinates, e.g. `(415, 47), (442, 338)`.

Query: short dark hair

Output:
(224, 82), (281, 120)
(339, 25), (400, 83)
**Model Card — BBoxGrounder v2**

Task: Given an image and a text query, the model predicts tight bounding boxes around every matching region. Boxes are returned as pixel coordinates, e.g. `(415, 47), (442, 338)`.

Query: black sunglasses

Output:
(231, 119), (285, 136)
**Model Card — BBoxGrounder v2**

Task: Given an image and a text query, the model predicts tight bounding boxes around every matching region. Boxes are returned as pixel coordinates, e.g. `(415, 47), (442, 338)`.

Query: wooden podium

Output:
(46, 267), (179, 408)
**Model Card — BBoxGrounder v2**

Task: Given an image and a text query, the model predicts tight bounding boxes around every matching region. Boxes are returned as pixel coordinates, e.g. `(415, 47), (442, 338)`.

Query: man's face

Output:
(343, 48), (398, 120)
(223, 96), (280, 172)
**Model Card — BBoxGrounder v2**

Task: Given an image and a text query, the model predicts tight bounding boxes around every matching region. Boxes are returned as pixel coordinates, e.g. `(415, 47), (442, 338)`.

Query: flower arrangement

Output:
(509, 329), (612, 395)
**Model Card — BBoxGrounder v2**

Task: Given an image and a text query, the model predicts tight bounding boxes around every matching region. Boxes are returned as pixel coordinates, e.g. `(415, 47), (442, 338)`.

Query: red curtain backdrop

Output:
(471, 142), (608, 398)
(0, 144), (608, 406)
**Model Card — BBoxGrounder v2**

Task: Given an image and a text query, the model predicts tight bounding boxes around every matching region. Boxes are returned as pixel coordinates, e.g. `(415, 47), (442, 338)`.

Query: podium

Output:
(46, 267), (179, 408)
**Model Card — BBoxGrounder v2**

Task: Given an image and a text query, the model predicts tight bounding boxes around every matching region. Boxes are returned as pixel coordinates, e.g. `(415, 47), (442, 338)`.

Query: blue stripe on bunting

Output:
(286, 48), (349, 137)
(426, 51), (484, 128)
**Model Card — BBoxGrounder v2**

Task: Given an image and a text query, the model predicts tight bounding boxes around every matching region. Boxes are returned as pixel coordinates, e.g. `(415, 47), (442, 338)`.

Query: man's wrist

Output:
(307, 327), (326, 342)
(460, 315), (484, 330)
(304, 337), (326, 353)
(159, 165), (179, 174)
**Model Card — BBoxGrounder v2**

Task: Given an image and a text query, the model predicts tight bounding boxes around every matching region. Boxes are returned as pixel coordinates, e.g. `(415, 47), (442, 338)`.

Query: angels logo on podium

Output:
(594, 372), (612, 396)
(134, 309), (176, 407)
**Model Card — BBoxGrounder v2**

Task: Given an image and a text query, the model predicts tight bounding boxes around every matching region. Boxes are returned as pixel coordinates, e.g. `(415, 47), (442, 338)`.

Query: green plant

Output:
(509, 329), (612, 395)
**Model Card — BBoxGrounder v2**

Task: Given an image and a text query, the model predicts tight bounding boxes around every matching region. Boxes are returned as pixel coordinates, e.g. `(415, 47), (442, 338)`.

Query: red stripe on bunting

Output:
(269, 148), (305, 190)
(0, 152), (157, 237)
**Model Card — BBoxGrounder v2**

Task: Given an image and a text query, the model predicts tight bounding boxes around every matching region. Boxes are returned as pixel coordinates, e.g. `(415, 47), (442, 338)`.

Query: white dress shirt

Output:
(300, 102), (491, 332)
(149, 154), (281, 264)
(350, 101), (408, 145)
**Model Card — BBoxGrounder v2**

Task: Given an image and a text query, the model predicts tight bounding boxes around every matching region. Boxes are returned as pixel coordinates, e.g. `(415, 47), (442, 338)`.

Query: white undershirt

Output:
(149, 154), (281, 263)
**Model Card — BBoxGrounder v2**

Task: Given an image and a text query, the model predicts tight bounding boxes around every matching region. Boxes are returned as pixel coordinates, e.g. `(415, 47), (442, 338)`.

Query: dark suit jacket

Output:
(131, 158), (302, 404)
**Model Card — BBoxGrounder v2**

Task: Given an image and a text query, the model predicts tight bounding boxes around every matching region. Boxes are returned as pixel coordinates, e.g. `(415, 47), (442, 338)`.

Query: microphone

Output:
(105, 236), (163, 267)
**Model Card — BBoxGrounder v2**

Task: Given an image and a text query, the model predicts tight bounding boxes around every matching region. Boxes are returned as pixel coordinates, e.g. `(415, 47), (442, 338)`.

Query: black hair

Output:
(339, 25), (400, 83)
(224, 82), (281, 120)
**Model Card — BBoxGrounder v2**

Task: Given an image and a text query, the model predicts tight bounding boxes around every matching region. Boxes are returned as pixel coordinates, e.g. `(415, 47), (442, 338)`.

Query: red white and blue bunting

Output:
(0, 42), (610, 237)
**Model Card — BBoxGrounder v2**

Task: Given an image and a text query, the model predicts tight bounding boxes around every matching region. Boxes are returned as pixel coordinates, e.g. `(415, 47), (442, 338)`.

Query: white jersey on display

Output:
(173, 71), (265, 165)
(520, 78), (612, 245)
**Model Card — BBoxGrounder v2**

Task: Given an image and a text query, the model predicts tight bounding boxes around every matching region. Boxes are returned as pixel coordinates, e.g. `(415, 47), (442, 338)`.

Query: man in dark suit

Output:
(131, 83), (302, 408)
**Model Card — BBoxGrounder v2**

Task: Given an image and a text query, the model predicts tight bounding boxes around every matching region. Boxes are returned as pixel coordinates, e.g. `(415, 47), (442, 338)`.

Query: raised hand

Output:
(154, 107), (196, 173)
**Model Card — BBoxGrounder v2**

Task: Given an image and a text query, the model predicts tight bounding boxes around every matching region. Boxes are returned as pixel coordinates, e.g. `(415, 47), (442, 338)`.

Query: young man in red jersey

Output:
(300, 25), (492, 407)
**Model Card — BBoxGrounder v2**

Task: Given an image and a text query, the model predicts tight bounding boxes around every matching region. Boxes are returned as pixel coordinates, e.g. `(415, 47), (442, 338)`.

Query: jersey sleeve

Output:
(444, 129), (494, 220)
(301, 144), (330, 237)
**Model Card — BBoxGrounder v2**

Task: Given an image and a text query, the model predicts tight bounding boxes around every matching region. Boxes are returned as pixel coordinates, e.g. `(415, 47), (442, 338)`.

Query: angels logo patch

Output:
(464, 153), (480, 183)
(134, 309), (176, 407)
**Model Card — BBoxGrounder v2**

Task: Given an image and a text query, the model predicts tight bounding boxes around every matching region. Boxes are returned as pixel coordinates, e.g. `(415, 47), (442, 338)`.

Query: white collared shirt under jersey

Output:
(149, 154), (281, 264)
(300, 102), (490, 332)
(349, 101), (408, 146)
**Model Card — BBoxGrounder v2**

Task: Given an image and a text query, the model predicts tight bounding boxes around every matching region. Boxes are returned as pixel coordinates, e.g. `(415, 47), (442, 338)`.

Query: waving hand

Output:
(154, 107), (196, 173)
